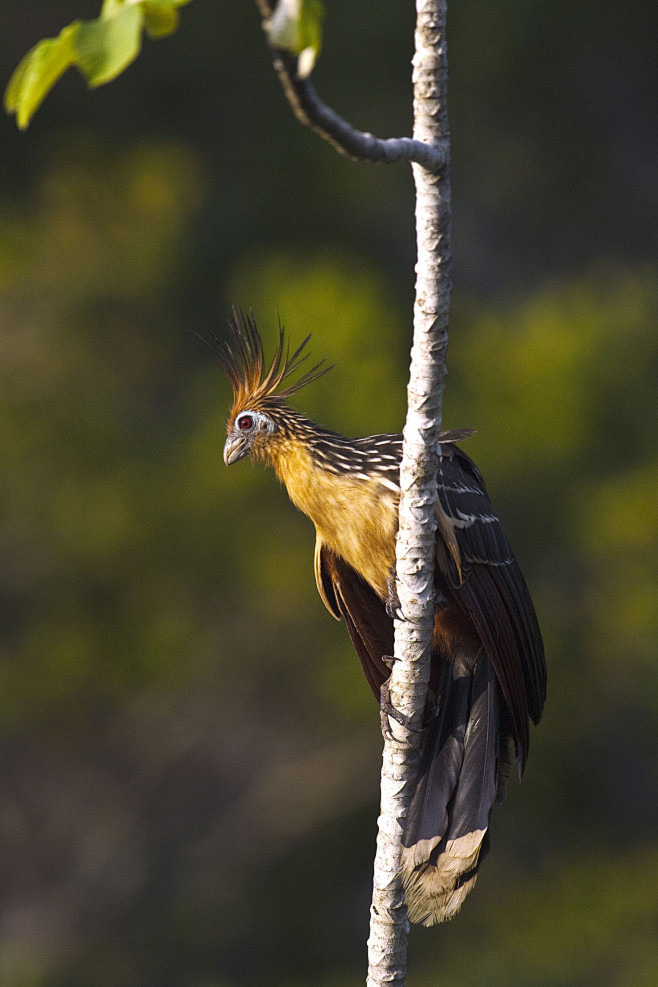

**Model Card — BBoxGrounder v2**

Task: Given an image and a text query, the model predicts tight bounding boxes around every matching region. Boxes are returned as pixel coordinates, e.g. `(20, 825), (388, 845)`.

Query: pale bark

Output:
(367, 2), (450, 983)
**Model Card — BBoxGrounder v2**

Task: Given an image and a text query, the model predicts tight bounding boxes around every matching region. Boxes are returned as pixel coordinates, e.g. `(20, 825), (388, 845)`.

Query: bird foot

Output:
(386, 569), (403, 621)
(379, 680), (421, 740)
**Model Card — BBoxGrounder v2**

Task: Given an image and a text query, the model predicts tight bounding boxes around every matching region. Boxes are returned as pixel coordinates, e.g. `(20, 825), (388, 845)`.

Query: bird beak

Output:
(223, 433), (249, 466)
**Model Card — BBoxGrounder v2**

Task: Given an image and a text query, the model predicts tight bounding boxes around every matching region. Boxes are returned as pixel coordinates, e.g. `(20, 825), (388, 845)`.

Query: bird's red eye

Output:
(237, 414), (254, 431)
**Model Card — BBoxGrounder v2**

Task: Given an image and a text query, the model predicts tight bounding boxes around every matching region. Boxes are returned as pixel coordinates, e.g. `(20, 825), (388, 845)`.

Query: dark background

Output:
(1, 2), (657, 984)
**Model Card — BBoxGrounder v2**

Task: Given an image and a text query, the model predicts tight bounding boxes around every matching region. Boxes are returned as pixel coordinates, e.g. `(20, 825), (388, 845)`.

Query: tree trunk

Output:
(366, 1), (451, 982)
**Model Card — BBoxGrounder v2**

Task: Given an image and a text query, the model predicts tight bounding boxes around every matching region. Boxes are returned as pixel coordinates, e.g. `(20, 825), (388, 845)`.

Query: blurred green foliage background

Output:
(1, 2), (656, 985)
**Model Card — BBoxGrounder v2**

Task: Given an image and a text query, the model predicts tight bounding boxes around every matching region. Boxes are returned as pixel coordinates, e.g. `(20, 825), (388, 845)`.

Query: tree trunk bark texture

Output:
(366, 1), (451, 983)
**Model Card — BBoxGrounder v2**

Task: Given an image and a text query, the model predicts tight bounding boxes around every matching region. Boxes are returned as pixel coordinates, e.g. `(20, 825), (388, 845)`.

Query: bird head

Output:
(211, 308), (331, 466)
(223, 407), (276, 466)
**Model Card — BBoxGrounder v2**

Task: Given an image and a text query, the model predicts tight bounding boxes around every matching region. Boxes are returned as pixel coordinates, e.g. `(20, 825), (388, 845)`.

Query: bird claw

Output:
(379, 680), (420, 740)
(386, 569), (403, 621)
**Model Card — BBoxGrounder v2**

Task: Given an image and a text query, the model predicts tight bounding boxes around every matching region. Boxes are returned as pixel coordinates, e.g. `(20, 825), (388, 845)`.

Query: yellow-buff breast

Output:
(269, 440), (398, 599)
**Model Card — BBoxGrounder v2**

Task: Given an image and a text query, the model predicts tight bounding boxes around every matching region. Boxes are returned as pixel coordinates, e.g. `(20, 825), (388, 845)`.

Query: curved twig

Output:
(255, 1), (446, 172)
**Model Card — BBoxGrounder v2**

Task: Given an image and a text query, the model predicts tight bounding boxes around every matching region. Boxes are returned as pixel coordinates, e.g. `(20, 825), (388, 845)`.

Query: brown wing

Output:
(316, 541), (393, 698)
(435, 444), (546, 769)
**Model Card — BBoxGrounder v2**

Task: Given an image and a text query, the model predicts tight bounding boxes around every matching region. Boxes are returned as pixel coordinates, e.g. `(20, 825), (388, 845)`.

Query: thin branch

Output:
(367, 0), (451, 983)
(256, 2), (452, 982)
(254, 0), (446, 172)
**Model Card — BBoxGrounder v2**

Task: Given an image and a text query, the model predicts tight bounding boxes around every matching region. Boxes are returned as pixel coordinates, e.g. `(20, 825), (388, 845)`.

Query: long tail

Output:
(400, 653), (512, 925)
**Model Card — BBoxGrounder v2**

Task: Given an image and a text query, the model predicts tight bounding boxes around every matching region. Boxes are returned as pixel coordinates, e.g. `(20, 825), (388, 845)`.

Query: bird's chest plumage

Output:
(270, 441), (399, 599)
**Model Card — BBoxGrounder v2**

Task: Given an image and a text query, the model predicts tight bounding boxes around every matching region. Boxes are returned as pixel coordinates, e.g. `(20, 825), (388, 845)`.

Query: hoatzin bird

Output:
(217, 309), (546, 925)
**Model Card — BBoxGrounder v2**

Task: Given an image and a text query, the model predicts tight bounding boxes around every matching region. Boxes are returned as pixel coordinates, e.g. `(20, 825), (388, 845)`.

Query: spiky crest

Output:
(211, 308), (332, 418)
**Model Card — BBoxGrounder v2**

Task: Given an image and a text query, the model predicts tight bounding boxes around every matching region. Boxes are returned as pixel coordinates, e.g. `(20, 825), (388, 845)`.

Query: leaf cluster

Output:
(4, 0), (193, 129)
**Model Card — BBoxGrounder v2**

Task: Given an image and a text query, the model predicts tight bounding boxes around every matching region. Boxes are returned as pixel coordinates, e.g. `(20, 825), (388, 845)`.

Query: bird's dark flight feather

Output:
(316, 438), (546, 922)
(318, 546), (393, 696)
(434, 445), (546, 766)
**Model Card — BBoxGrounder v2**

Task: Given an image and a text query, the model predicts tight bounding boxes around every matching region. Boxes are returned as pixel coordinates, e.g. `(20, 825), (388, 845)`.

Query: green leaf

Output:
(4, 23), (80, 130)
(140, 0), (193, 7)
(267, 0), (325, 78)
(143, 7), (180, 39)
(5, 0), (194, 128)
(297, 0), (324, 61)
(142, 0), (194, 38)
(99, 0), (126, 17)
(74, 4), (144, 88)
